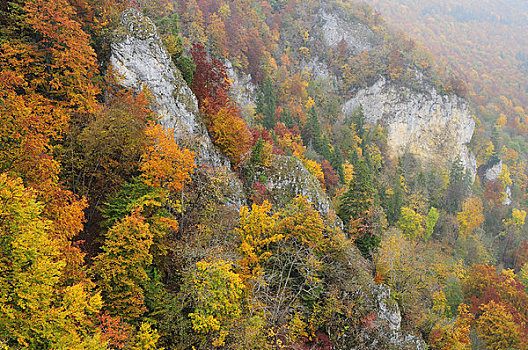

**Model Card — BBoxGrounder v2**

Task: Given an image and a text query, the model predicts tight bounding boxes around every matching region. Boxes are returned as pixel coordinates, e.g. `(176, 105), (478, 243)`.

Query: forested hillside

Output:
(370, 0), (528, 169)
(1, 0), (528, 349)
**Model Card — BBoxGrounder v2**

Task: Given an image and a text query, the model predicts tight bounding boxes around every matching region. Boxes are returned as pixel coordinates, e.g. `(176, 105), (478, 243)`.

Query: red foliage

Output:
(98, 311), (131, 349)
(190, 43), (251, 165)
(251, 128), (282, 155)
(361, 312), (377, 332)
(190, 42), (230, 112)
(249, 181), (269, 205)
(321, 160), (339, 191)
(298, 332), (333, 350)
(463, 264), (528, 336)
(483, 179), (504, 207)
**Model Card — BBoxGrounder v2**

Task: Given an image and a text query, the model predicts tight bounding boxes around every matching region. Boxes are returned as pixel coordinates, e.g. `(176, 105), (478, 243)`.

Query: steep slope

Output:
(110, 8), (246, 205)
(111, 8), (227, 168)
(309, 4), (476, 176)
(110, 7), (427, 349)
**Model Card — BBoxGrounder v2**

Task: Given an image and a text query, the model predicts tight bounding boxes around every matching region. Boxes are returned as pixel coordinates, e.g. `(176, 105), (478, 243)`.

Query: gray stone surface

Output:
(373, 284), (426, 350)
(262, 156), (333, 218)
(110, 8), (227, 168)
(485, 160), (503, 182)
(110, 9), (246, 206)
(343, 77), (477, 179)
(225, 60), (257, 120)
(318, 8), (378, 52)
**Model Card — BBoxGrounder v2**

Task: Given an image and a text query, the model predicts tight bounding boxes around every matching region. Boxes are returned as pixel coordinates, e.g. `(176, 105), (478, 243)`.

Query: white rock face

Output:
(374, 284), (426, 350)
(110, 8), (227, 168)
(306, 58), (338, 87)
(225, 60), (257, 119)
(110, 9), (246, 206)
(504, 186), (512, 206)
(318, 8), (377, 52)
(343, 78), (477, 178)
(485, 160), (503, 182)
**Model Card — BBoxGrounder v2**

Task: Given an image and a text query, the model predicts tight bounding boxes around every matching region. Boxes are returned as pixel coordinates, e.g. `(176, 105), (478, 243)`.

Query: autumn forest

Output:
(1, 0), (528, 349)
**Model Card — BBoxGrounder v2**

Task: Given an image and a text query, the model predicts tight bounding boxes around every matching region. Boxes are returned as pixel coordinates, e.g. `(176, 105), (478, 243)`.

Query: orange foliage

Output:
(99, 311), (132, 348)
(190, 43), (251, 165)
(204, 103), (251, 165)
(274, 122), (305, 157)
(23, 0), (100, 112)
(141, 123), (195, 194)
(429, 304), (473, 350)
(0, 0), (101, 282)
(463, 264), (528, 337)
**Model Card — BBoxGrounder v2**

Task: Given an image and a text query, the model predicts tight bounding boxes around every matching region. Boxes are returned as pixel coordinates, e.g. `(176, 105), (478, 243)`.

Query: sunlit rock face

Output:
(110, 8), (227, 168)
(343, 77), (476, 178)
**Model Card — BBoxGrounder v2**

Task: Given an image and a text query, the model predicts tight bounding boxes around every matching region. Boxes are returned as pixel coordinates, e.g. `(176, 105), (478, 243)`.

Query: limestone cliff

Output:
(318, 7), (378, 53)
(343, 77), (476, 178)
(306, 4), (477, 179)
(110, 9), (245, 205)
(111, 8), (227, 168)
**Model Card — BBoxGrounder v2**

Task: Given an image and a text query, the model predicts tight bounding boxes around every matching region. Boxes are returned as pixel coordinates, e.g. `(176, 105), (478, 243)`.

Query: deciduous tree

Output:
(0, 174), (103, 348)
(141, 123), (195, 194)
(91, 213), (153, 321)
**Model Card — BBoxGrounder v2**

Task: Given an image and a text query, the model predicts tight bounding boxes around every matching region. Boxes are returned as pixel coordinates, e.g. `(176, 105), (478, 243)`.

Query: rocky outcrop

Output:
(247, 156), (337, 220)
(110, 8), (227, 168)
(485, 160), (503, 182)
(481, 160), (512, 206)
(110, 9), (245, 206)
(371, 284), (426, 350)
(343, 77), (477, 178)
(318, 8), (378, 52)
(225, 60), (257, 119)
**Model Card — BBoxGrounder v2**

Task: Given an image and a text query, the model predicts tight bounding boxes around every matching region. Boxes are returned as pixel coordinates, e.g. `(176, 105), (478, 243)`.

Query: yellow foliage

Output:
(365, 144), (383, 170)
(485, 141), (495, 159)
(429, 303), (473, 350)
(286, 313), (309, 344)
(457, 197), (484, 236)
(496, 113), (507, 128)
(141, 123), (195, 194)
(303, 30), (310, 42)
(299, 46), (310, 59)
(397, 206), (424, 239)
(236, 201), (283, 282)
(502, 208), (526, 234)
(304, 96), (315, 110)
(189, 259), (244, 347)
(302, 158), (325, 185)
(431, 290), (449, 317)
(476, 301), (524, 350)
(343, 160), (355, 185)
(499, 163), (513, 189)
(131, 323), (161, 350)
(218, 3), (231, 19)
